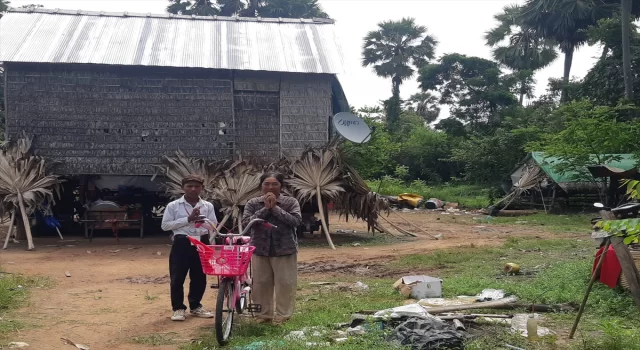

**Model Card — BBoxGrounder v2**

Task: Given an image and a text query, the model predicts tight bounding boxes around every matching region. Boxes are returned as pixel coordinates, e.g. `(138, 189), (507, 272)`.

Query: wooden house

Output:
(0, 7), (348, 237)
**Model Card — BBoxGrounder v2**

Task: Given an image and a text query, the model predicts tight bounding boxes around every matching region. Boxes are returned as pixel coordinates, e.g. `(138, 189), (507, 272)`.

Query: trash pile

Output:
(237, 275), (570, 350)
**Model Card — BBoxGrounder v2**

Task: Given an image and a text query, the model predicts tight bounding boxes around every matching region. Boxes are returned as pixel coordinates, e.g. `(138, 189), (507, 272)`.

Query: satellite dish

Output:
(332, 112), (372, 143)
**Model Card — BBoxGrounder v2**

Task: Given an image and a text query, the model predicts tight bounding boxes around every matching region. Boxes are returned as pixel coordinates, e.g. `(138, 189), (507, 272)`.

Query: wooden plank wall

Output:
(4, 63), (334, 175)
(279, 73), (332, 158)
(5, 63), (234, 175)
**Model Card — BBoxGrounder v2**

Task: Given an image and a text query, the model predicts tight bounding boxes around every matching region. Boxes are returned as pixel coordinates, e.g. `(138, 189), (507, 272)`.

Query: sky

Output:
(8, 0), (601, 114)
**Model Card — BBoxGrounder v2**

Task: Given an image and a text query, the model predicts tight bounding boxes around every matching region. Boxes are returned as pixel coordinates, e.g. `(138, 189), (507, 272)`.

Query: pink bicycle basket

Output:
(188, 237), (255, 277)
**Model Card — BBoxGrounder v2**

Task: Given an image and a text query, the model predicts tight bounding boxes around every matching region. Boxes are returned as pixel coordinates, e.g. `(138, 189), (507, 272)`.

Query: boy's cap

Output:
(181, 175), (205, 186)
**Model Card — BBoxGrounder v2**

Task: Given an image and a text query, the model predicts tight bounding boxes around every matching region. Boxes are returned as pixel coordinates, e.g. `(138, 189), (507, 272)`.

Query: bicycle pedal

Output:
(248, 304), (262, 313)
(210, 283), (219, 289)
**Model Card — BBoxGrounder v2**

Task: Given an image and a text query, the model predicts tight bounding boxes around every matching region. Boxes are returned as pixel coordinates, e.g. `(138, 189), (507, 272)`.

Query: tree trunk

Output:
(519, 79), (526, 106)
(17, 193), (35, 251)
(316, 191), (335, 250)
(391, 76), (401, 98)
(622, 0), (635, 101)
(3, 210), (15, 249)
(561, 46), (575, 103)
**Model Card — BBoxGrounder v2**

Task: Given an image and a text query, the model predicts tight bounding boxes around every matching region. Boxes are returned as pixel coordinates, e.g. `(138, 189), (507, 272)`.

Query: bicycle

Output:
(187, 217), (274, 346)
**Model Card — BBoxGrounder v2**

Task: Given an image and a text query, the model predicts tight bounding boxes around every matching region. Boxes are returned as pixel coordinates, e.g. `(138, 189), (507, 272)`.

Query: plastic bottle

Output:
(527, 314), (538, 340)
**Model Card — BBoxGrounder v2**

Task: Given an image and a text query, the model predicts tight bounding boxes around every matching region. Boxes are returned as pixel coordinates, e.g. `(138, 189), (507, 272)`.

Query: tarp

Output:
(526, 152), (637, 184)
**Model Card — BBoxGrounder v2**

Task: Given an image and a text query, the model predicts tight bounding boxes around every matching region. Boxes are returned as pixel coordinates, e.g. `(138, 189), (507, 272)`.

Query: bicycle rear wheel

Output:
(215, 278), (235, 345)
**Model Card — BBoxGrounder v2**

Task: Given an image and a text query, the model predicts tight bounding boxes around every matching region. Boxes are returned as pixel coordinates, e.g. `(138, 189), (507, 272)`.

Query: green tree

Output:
(396, 127), (455, 183)
(528, 101), (640, 180)
(419, 53), (518, 132)
(1, 0), (9, 13)
(341, 119), (399, 180)
(485, 4), (558, 105)
(167, 0), (327, 17)
(580, 18), (640, 105)
(404, 92), (441, 125)
(622, 0), (634, 100)
(19, 4), (43, 9)
(362, 18), (437, 130)
(519, 0), (615, 102)
(258, 0), (328, 18)
(167, 0), (219, 16)
(450, 128), (531, 184)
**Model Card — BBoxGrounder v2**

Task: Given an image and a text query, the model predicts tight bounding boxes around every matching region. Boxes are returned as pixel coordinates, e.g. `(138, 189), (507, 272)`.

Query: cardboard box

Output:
(394, 275), (443, 299)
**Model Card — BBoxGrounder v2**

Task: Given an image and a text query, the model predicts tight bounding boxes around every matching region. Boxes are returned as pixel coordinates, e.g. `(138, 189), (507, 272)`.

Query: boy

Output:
(161, 175), (217, 321)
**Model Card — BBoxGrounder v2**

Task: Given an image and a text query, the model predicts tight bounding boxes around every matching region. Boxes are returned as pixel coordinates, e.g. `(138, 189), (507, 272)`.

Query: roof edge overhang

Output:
(5, 7), (335, 24)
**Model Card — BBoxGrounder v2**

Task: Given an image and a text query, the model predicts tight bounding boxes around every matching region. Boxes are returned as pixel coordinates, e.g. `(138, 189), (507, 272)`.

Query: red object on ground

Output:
(592, 245), (622, 289)
(327, 202), (334, 210)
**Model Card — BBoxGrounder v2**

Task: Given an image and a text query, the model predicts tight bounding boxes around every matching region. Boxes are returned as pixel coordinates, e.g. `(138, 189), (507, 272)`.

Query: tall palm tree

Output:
(486, 4), (558, 104)
(168, 0), (328, 18)
(167, 0), (220, 16)
(622, 0), (634, 100)
(0, 0), (10, 13)
(258, 0), (328, 18)
(405, 92), (441, 124)
(520, 0), (615, 102)
(362, 18), (437, 127)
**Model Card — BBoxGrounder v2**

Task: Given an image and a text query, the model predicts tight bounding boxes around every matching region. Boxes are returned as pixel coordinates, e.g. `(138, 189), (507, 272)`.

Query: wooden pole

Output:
(316, 192), (335, 250)
(424, 296), (519, 314)
(611, 236), (640, 309)
(569, 239), (611, 339)
(391, 211), (438, 239)
(379, 215), (419, 238)
(17, 193), (35, 250)
(2, 210), (15, 249)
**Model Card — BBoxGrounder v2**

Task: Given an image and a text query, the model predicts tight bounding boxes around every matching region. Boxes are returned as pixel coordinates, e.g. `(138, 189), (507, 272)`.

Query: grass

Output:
(366, 178), (491, 209)
(133, 332), (178, 346)
(145, 290), (159, 301)
(187, 235), (640, 350)
(487, 213), (592, 233)
(0, 269), (53, 343)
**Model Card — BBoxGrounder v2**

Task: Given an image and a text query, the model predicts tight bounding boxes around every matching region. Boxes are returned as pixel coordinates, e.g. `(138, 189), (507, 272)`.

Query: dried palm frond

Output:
(289, 146), (344, 249)
(0, 133), (63, 250)
(152, 150), (229, 201)
(211, 160), (263, 232)
(337, 161), (390, 233)
(497, 163), (544, 210)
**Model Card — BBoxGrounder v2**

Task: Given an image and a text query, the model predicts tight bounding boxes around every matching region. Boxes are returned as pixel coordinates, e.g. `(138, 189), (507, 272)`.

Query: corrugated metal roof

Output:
(0, 8), (345, 74)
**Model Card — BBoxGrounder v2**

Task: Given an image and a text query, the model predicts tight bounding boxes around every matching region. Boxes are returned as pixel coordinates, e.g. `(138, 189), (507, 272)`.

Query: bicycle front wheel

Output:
(215, 278), (235, 346)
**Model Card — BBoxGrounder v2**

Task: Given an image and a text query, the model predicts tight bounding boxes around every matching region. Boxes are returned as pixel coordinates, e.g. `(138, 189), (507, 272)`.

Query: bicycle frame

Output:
(193, 217), (275, 312)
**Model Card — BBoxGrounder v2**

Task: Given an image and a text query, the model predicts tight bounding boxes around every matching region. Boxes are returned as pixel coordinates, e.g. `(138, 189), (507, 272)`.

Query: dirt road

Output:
(0, 212), (571, 349)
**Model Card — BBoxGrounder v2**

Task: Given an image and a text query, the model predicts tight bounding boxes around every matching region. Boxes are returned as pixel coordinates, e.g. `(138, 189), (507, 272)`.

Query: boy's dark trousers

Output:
(169, 234), (210, 311)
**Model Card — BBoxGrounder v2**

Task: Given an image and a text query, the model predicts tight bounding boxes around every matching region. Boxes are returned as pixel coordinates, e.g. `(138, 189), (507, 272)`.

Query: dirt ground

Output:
(0, 211), (573, 350)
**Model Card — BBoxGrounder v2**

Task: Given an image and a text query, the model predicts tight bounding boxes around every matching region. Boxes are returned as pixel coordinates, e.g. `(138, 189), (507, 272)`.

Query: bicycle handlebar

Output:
(195, 216), (276, 237)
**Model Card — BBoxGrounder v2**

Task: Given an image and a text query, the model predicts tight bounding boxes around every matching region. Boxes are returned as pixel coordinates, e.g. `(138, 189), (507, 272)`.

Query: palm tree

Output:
(405, 92), (441, 124)
(258, 0), (328, 18)
(0, 134), (63, 251)
(519, 0), (615, 102)
(0, 0), (10, 13)
(486, 4), (558, 105)
(362, 18), (437, 127)
(289, 146), (344, 250)
(622, 0), (634, 100)
(168, 0), (329, 18)
(167, 0), (220, 16)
